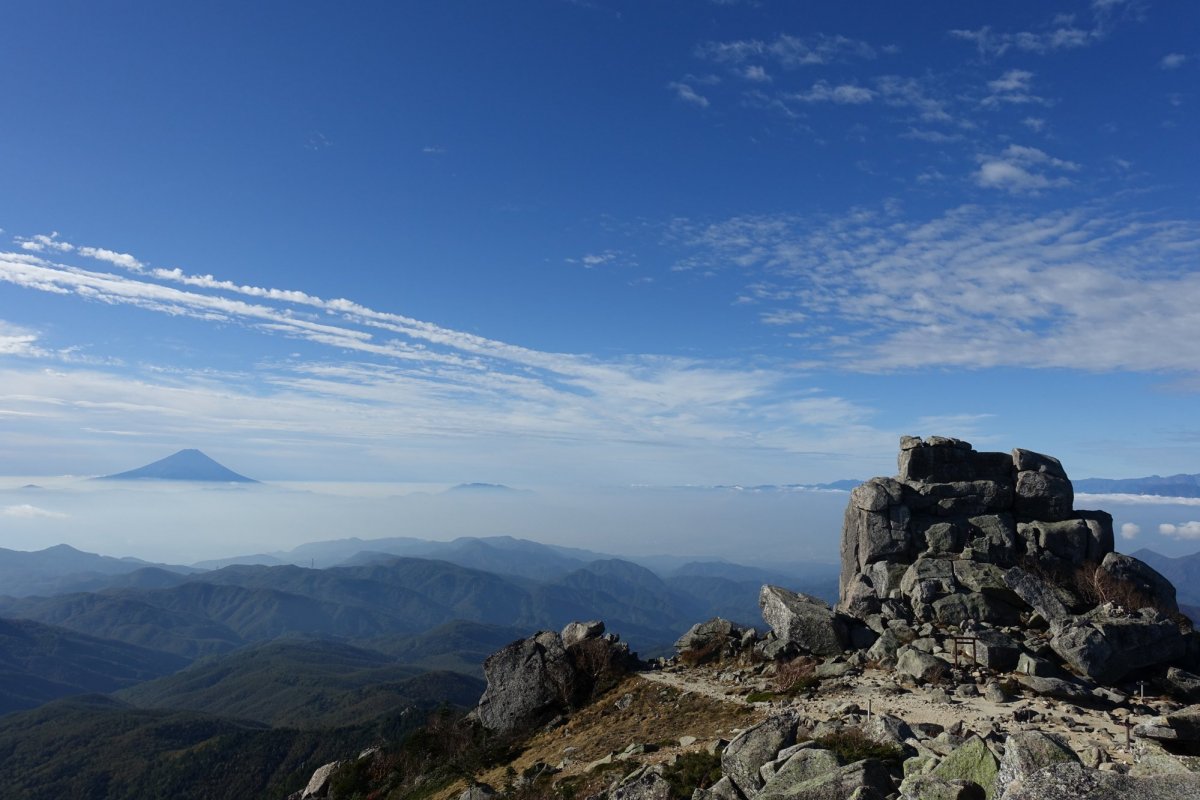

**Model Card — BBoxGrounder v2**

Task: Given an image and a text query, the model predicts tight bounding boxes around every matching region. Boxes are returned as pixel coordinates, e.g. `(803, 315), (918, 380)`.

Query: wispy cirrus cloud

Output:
(696, 33), (877, 68)
(667, 203), (1200, 374)
(668, 81), (710, 107)
(0, 234), (899, 482)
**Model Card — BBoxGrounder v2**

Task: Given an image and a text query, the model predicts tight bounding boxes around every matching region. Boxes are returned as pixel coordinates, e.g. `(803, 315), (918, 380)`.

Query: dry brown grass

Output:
(432, 674), (762, 800)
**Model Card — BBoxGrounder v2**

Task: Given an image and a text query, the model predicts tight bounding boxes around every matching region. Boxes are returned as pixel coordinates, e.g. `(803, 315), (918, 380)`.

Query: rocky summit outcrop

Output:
(836, 436), (1197, 685)
(471, 620), (638, 735)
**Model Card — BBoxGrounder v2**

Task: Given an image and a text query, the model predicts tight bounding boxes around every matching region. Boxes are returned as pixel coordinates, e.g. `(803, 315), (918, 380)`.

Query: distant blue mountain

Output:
(1075, 473), (1200, 498)
(98, 449), (257, 483)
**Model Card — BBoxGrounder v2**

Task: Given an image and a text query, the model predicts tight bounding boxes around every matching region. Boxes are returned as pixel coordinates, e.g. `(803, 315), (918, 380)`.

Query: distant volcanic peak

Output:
(99, 449), (257, 483)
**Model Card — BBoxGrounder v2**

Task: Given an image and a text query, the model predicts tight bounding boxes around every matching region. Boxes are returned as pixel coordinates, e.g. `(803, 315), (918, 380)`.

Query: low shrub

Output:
(774, 657), (820, 695)
(662, 751), (723, 799)
(813, 727), (904, 766)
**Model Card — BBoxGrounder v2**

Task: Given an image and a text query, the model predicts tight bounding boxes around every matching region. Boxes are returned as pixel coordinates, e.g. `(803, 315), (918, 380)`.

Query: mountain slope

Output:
(0, 617), (188, 714)
(98, 448), (257, 482)
(116, 638), (484, 728)
(0, 695), (399, 800)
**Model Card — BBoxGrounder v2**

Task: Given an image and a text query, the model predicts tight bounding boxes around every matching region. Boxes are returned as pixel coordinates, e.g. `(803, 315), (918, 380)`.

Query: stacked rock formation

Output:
(835, 436), (1195, 684)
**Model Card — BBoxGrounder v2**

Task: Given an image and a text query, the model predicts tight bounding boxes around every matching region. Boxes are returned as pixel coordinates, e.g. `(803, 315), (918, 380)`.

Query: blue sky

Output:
(1, 0), (1198, 491)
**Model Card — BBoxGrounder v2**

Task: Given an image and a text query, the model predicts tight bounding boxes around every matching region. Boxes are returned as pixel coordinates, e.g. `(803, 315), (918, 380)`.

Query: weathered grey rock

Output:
(1130, 740), (1198, 778)
(840, 437), (1191, 688)
(1134, 705), (1200, 743)
(994, 731), (1079, 800)
(757, 747), (841, 799)
(457, 785), (497, 800)
(1013, 470), (1073, 522)
(897, 646), (951, 684)
(609, 765), (672, 800)
(843, 477), (912, 593)
(762, 758), (894, 800)
(900, 437), (976, 483)
(760, 586), (847, 657)
(693, 775), (746, 800)
(1163, 667), (1200, 703)
(865, 713), (915, 749)
(301, 760), (343, 799)
(1076, 510), (1115, 563)
(866, 627), (915, 665)
(932, 592), (1022, 627)
(1097, 553), (1178, 613)
(1051, 607), (1187, 683)
(1019, 520), (1091, 566)
(997, 761), (1200, 800)
(842, 573), (883, 618)
(902, 559), (958, 604)
(721, 713), (799, 797)
(1014, 675), (1090, 701)
(562, 620), (605, 647)
(963, 515), (1020, 565)
(675, 618), (745, 653)
(900, 774), (987, 800)
(953, 561), (1014, 598)
(1015, 652), (1057, 677)
(1002, 568), (1072, 624)
(869, 561), (911, 598)
(929, 736), (998, 799)
(1011, 449), (1067, 479)
(474, 626), (634, 734)
(958, 629), (1020, 672)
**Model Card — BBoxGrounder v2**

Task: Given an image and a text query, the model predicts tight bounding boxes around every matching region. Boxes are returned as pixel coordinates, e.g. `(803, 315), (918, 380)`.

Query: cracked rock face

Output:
(835, 436), (1193, 685)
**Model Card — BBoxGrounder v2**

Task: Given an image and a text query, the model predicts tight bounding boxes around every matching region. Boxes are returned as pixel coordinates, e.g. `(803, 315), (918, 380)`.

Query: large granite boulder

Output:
(997, 761), (1200, 800)
(994, 731), (1078, 799)
(721, 713), (799, 797)
(473, 623), (636, 734)
(1096, 553), (1178, 613)
(759, 585), (847, 657)
(1050, 606), (1188, 683)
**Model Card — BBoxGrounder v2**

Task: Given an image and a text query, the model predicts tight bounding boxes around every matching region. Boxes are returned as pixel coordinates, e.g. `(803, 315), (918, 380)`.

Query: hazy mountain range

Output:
(1075, 473), (1200, 498)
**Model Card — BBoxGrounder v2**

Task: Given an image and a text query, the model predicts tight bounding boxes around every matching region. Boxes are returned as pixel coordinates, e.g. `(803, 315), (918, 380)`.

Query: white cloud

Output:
(2, 504), (68, 519)
(1120, 522), (1140, 539)
(0, 321), (42, 356)
(1159, 521), (1200, 539)
(1022, 117), (1046, 132)
(788, 81), (875, 104)
(740, 65), (771, 82)
(15, 233), (74, 253)
(983, 69), (1049, 106)
(697, 33), (876, 67)
(78, 246), (144, 271)
(1160, 53), (1188, 70)
(667, 204), (1200, 373)
(1078, 494), (1200, 507)
(974, 145), (1079, 193)
(0, 240), (901, 484)
(668, 82), (709, 107)
(988, 69), (1034, 93)
(950, 23), (1095, 58)
(566, 250), (630, 269)
(422, 145), (446, 154)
